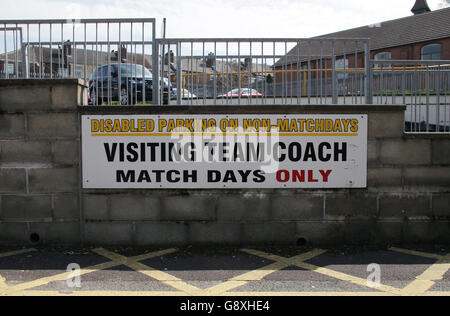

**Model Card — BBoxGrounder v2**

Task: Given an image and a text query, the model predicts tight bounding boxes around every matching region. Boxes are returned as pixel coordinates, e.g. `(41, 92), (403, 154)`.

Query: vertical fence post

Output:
(364, 40), (373, 104)
(152, 38), (159, 105)
(21, 43), (29, 79)
(331, 41), (338, 104)
(436, 65), (441, 131)
(176, 41), (182, 105)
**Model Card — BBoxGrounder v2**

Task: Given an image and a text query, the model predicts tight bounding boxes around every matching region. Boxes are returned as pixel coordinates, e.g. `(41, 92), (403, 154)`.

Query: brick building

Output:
(275, 1), (450, 82)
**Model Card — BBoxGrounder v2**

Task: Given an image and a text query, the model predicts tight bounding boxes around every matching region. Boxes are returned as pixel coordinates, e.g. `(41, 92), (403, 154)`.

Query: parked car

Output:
(88, 64), (170, 105)
(218, 88), (264, 98)
(171, 88), (198, 100)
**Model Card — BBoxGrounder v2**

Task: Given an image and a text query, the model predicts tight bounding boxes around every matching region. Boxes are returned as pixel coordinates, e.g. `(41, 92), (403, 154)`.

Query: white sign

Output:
(82, 114), (367, 189)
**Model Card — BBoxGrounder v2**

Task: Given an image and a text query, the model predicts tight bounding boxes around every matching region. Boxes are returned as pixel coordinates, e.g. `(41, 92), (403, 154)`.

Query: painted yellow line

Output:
(10, 290), (187, 297)
(242, 248), (327, 266)
(241, 249), (294, 264)
(92, 133), (359, 137)
(1, 248), (177, 296)
(289, 249), (330, 263)
(128, 261), (203, 295)
(389, 247), (443, 260)
(204, 262), (289, 296)
(206, 249), (328, 296)
(0, 248), (37, 259)
(224, 292), (394, 297)
(0, 275), (7, 291)
(93, 248), (202, 296)
(11, 290), (450, 297)
(298, 262), (401, 295)
(229, 262), (290, 282)
(1, 260), (120, 296)
(400, 254), (450, 296)
(10, 290), (402, 297)
(129, 249), (179, 262)
(242, 248), (402, 296)
(422, 292), (450, 297)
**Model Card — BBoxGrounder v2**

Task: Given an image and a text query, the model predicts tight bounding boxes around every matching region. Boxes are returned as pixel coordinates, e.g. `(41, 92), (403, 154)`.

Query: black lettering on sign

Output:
(288, 143), (301, 162)
(127, 143), (139, 162)
(153, 170), (165, 182)
(104, 143), (117, 162)
(303, 143), (317, 162)
(318, 143), (332, 162)
(208, 170), (221, 183)
(223, 170), (238, 183)
(238, 170), (252, 183)
(117, 170), (135, 183)
(167, 170), (180, 183)
(119, 143), (125, 162)
(138, 170), (151, 183)
(253, 170), (266, 183)
(274, 142), (286, 162)
(335, 142), (347, 161)
(184, 170), (198, 183)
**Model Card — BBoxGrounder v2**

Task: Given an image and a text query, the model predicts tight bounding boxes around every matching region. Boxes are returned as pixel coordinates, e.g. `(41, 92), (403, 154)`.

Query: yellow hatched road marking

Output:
(92, 248), (203, 295)
(400, 254), (450, 296)
(242, 248), (402, 295)
(423, 292), (450, 297)
(1, 261), (120, 296)
(230, 262), (290, 282)
(9, 289), (450, 297)
(389, 247), (450, 296)
(18, 290), (398, 297)
(298, 262), (402, 295)
(0, 249), (37, 292)
(94, 248), (329, 296)
(12, 290), (186, 296)
(1, 247), (449, 296)
(225, 291), (395, 297)
(389, 247), (444, 260)
(242, 248), (327, 266)
(0, 275), (6, 291)
(205, 249), (328, 296)
(0, 248), (37, 259)
(204, 261), (290, 295)
(0, 248), (177, 296)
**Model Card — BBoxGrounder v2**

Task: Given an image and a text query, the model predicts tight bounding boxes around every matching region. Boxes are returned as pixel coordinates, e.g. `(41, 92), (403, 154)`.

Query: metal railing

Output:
(369, 60), (450, 132)
(154, 38), (371, 106)
(1, 19), (449, 133)
(0, 19), (158, 105)
(1, 28), (371, 106)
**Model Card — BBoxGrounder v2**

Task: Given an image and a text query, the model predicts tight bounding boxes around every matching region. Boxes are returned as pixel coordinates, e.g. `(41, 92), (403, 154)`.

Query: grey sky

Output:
(0, 0), (449, 38)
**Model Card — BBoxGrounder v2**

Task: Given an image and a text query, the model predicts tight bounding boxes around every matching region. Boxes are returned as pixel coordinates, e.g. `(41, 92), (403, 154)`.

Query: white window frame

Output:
(421, 44), (442, 61)
(374, 52), (392, 69)
(336, 58), (349, 80)
(6, 63), (14, 75)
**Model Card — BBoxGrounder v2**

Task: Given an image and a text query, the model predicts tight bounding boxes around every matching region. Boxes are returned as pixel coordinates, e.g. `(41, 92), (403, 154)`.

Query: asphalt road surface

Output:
(0, 245), (449, 296)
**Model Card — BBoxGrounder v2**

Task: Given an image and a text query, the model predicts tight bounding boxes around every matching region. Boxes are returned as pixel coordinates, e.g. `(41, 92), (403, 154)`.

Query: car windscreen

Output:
(116, 64), (152, 78)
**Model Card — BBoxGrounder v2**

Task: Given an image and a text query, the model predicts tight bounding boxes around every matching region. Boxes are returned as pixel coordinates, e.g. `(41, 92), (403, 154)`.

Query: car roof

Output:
(95, 63), (149, 69)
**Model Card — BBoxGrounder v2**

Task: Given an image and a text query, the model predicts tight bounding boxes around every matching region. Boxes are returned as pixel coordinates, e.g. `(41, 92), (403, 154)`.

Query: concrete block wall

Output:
(1, 79), (449, 246)
(0, 80), (85, 245)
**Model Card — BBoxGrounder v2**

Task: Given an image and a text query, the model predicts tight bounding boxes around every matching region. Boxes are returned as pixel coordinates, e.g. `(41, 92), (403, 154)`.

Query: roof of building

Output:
(276, 7), (450, 66)
(175, 57), (272, 75)
(316, 6), (449, 50)
(0, 46), (154, 70)
(1, 47), (271, 76)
